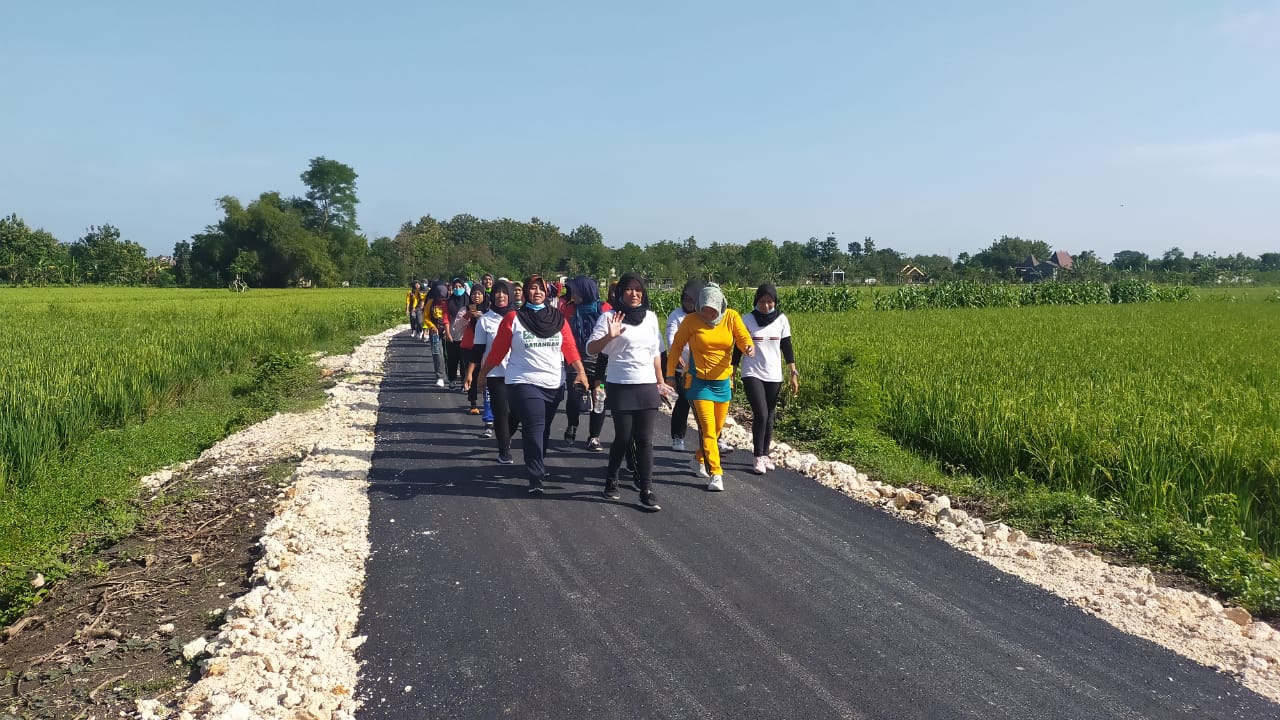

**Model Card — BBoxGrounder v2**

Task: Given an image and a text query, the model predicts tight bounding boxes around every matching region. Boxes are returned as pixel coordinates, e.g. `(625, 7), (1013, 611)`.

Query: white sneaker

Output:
(671, 437), (686, 452)
(707, 474), (724, 492)
(436, 378), (446, 388)
(690, 458), (709, 478)
(752, 456), (767, 475)
(764, 455), (776, 470)
(719, 437), (733, 452)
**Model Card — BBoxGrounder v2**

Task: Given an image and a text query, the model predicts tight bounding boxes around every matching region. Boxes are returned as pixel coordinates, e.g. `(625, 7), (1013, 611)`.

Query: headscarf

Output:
(565, 276), (600, 308)
(516, 275), (566, 339)
(447, 277), (469, 317)
(680, 279), (703, 314)
(612, 273), (649, 326)
(566, 276), (604, 348)
(751, 283), (780, 327)
(431, 283), (449, 303)
(697, 283), (727, 328)
(467, 284), (489, 315)
(489, 279), (514, 314)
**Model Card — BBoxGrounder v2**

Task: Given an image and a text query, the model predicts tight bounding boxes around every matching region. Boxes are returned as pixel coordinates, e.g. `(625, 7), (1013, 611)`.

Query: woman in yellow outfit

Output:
(665, 283), (754, 492)
(405, 281), (427, 338)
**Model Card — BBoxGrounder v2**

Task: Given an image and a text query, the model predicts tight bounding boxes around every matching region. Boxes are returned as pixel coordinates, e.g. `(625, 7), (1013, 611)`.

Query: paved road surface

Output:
(355, 335), (1276, 719)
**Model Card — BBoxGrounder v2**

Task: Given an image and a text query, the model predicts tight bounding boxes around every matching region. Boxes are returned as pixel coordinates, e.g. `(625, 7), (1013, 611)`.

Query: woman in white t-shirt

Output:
(663, 279), (702, 451)
(735, 283), (799, 475)
(586, 273), (674, 511)
(478, 275), (589, 493)
(467, 280), (519, 463)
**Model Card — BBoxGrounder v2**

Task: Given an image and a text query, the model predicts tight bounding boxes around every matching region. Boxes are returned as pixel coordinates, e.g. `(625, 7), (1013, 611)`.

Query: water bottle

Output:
(592, 385), (607, 414)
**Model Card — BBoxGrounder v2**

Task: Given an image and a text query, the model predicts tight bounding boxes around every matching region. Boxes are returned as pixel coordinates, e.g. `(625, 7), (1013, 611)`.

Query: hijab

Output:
(516, 275), (566, 339)
(680, 279), (703, 314)
(447, 277), (469, 317)
(566, 276), (600, 308)
(489, 280), (514, 315)
(431, 283), (449, 303)
(751, 283), (781, 327)
(612, 273), (650, 326)
(697, 283), (728, 328)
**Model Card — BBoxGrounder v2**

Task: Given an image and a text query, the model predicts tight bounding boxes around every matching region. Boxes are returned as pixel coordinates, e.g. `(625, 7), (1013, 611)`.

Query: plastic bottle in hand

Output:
(592, 385), (607, 414)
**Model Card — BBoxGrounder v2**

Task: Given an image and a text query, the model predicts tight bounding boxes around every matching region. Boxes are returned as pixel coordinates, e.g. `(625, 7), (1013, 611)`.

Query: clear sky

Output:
(2, 1), (1277, 260)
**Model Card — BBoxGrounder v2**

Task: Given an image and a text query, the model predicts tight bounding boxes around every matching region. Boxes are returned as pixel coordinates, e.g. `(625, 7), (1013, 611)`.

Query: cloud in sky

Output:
(1128, 133), (1280, 180)
(1217, 3), (1280, 48)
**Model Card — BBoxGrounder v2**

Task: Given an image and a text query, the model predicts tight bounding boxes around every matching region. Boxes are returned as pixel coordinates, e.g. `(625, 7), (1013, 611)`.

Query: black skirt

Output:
(605, 382), (659, 412)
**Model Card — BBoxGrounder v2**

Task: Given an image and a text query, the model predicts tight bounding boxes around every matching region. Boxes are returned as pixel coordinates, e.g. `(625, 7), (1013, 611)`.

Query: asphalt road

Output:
(355, 334), (1277, 719)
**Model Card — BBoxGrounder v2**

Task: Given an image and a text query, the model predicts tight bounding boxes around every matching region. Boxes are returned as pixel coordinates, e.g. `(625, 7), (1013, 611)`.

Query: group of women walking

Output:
(407, 274), (799, 512)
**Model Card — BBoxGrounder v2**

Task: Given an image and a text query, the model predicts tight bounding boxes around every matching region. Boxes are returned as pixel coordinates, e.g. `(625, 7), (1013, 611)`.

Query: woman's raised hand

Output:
(606, 311), (625, 338)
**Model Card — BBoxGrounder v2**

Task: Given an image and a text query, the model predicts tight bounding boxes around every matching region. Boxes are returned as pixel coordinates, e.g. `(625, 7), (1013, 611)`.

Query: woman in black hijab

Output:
(733, 283), (798, 474)
(585, 273), (674, 510)
(478, 275), (590, 492)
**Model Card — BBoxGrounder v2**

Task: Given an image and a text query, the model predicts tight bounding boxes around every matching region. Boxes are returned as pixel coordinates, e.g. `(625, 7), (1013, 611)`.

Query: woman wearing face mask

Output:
(560, 276), (610, 449)
(664, 279), (702, 452)
(665, 283), (754, 492)
(733, 283), (799, 474)
(478, 275), (590, 493)
(469, 280), (521, 461)
(586, 273), (672, 510)
(444, 278), (471, 387)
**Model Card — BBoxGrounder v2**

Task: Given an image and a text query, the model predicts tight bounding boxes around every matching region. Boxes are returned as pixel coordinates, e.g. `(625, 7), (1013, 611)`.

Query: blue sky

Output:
(2, 1), (1277, 259)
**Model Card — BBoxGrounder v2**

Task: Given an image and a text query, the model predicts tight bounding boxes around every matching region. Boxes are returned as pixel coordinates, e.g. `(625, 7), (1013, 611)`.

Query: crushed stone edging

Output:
(709, 414), (1280, 704)
(139, 328), (397, 720)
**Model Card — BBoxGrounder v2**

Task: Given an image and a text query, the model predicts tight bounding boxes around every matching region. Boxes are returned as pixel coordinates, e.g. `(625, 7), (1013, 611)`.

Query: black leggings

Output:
(742, 377), (782, 457)
(670, 371), (690, 439)
(444, 340), (464, 381)
(607, 408), (656, 491)
(486, 377), (520, 454)
(467, 361), (482, 406)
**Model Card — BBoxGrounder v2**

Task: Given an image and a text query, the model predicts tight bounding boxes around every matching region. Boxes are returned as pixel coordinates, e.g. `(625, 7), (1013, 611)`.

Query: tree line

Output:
(3, 157), (1278, 287)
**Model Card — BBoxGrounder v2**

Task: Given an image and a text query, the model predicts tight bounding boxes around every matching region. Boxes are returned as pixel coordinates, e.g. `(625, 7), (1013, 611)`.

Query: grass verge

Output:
(0, 329), (376, 627)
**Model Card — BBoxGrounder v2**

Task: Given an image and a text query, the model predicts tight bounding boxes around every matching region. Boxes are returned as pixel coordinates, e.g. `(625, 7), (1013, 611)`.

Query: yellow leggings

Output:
(691, 399), (729, 475)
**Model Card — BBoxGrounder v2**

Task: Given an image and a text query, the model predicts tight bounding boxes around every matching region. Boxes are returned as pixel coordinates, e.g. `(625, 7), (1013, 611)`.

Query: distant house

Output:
(899, 264), (928, 284)
(1016, 250), (1074, 282)
(830, 268), (846, 284)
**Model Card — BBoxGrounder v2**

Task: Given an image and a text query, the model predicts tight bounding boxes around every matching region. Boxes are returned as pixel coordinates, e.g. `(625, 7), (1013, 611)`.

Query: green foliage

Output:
(873, 280), (1188, 310)
(777, 296), (1280, 612)
(0, 287), (399, 626)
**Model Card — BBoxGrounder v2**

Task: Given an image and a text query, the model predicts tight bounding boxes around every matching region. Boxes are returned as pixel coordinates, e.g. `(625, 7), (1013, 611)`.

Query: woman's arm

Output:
(665, 317), (692, 378)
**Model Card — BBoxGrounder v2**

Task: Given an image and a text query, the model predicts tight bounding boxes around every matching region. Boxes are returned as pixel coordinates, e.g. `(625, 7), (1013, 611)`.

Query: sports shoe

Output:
(671, 436), (686, 452)
(497, 453), (513, 465)
(563, 425), (577, 444)
(753, 456), (768, 475)
(436, 378), (446, 388)
(719, 437), (733, 452)
(764, 455), (776, 470)
(468, 407), (481, 416)
(690, 459), (709, 478)
(639, 491), (662, 512)
(528, 479), (544, 494)
(481, 424), (494, 439)
(602, 480), (621, 500)
(707, 474), (724, 492)
(586, 437), (603, 452)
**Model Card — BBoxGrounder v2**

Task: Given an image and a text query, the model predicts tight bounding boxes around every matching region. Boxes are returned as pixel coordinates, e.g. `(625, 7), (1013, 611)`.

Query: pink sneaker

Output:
(764, 455), (776, 470)
(752, 456), (768, 475)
